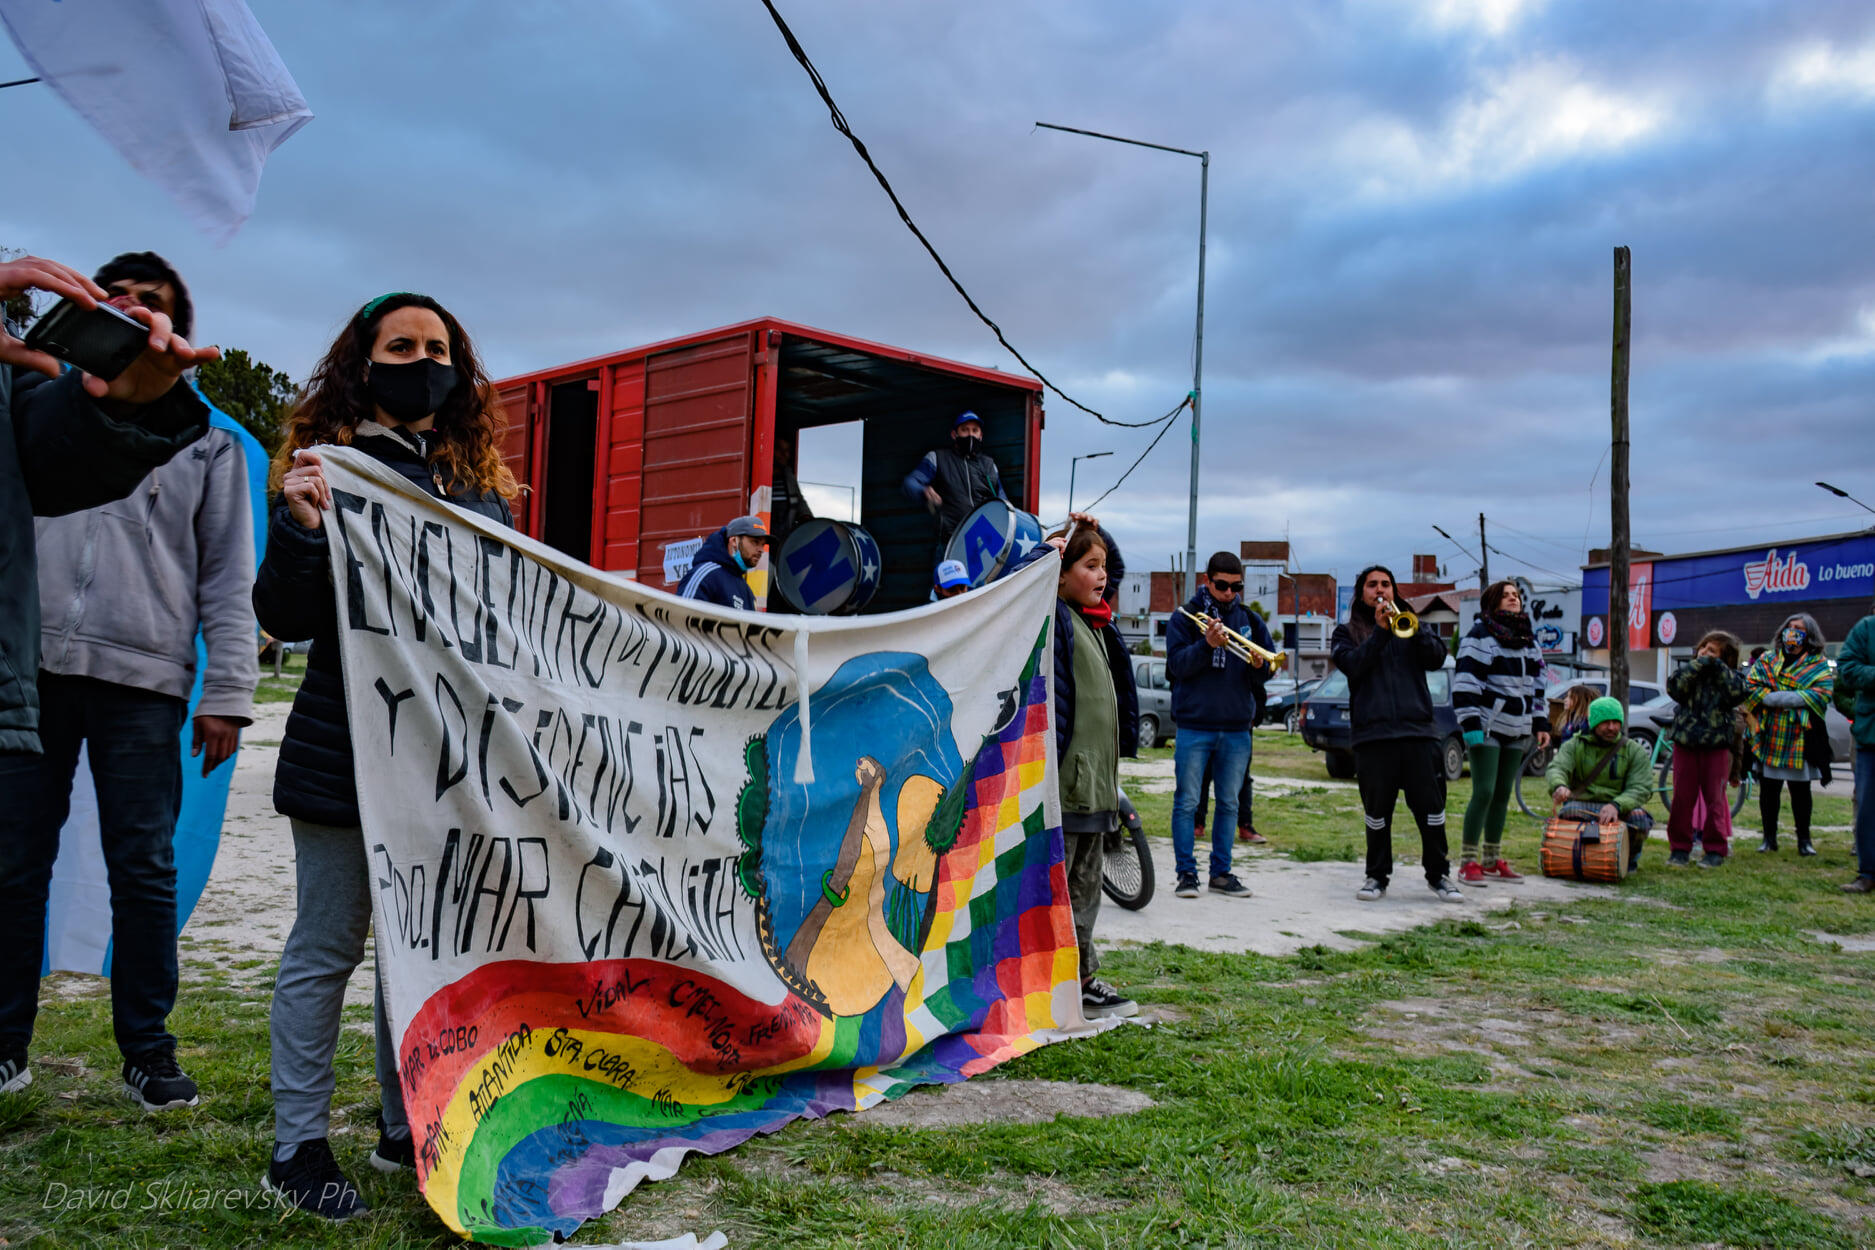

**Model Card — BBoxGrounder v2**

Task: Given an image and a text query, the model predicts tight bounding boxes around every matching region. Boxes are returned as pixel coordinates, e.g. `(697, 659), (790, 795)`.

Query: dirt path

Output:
(1097, 837), (1624, 956)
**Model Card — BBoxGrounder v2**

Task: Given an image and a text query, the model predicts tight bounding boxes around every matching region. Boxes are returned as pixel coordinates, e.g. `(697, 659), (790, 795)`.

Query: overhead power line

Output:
(757, 0), (1185, 428)
(1073, 397), (1190, 515)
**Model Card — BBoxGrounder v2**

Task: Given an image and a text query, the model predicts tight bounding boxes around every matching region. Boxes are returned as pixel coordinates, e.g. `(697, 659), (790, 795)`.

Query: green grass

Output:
(5, 726), (1874, 1246)
(254, 648), (308, 704)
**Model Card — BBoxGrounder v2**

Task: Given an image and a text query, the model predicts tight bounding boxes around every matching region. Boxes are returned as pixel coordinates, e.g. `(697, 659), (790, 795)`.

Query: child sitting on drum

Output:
(1543, 696), (1656, 872)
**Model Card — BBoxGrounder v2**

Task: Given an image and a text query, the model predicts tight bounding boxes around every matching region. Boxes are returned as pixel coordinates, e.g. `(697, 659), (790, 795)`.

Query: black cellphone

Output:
(22, 298), (150, 382)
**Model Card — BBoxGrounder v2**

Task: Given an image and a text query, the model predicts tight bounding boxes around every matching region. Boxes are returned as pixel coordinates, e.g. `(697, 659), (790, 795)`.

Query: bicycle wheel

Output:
(1657, 757), (1675, 815)
(1732, 774), (1752, 818)
(1101, 825), (1156, 910)
(1514, 744), (1547, 819)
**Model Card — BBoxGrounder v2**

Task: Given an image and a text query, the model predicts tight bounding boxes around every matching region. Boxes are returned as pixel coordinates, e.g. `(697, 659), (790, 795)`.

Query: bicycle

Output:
(1512, 740), (1557, 819)
(1100, 788), (1156, 910)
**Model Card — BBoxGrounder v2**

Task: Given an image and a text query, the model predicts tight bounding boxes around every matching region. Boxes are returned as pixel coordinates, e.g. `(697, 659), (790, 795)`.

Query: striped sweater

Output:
(1453, 620), (1551, 741)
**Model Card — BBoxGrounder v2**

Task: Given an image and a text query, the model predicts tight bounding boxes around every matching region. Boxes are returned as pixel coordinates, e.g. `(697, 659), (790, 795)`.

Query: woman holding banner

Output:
(253, 293), (518, 1220)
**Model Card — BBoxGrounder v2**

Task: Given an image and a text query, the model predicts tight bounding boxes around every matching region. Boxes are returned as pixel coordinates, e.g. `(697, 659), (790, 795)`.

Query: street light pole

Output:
(1816, 481), (1875, 517)
(1068, 450), (1113, 513)
(1038, 120), (1208, 599)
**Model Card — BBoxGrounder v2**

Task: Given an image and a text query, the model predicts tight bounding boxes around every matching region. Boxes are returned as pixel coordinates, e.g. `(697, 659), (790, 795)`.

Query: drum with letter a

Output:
(774, 519), (882, 615)
(944, 499), (1044, 587)
(1540, 808), (1630, 882)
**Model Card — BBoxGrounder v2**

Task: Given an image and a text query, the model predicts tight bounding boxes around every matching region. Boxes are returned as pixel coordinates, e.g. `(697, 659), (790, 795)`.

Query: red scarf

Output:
(1076, 598), (1114, 628)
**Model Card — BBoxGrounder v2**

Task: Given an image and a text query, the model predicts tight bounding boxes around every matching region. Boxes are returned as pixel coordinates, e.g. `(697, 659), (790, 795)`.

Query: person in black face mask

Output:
(900, 410), (1008, 558)
(251, 292), (519, 1220)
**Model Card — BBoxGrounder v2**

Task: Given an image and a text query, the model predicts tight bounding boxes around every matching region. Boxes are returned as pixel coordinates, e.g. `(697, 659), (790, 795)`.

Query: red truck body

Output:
(495, 318), (1044, 613)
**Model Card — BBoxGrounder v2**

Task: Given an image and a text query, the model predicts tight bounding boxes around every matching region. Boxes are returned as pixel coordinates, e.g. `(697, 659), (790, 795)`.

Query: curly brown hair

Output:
(270, 293), (519, 499)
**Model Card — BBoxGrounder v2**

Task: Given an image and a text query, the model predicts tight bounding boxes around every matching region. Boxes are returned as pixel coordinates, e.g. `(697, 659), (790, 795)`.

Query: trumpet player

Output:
(1331, 565), (1464, 904)
(1167, 552), (1274, 900)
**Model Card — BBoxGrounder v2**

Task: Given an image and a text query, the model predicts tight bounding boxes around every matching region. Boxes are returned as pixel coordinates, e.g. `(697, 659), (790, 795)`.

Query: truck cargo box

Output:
(495, 318), (1044, 613)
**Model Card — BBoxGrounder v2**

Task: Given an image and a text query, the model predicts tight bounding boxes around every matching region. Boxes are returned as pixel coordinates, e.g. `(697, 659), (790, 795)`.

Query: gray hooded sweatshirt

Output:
(34, 416), (258, 721)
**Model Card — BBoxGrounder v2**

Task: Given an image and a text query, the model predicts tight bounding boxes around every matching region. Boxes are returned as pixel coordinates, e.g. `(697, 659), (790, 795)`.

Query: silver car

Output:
(1131, 657), (1174, 748)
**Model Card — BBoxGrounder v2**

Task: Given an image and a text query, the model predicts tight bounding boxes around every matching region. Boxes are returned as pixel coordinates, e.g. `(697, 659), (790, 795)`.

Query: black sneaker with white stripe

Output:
(265, 1137), (369, 1221)
(122, 1052), (199, 1111)
(0, 1051), (28, 1095)
(369, 1110), (416, 1172)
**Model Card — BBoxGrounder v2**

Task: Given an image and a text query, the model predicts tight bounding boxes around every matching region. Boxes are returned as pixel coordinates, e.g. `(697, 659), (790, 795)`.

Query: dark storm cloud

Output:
(3, 0), (1871, 583)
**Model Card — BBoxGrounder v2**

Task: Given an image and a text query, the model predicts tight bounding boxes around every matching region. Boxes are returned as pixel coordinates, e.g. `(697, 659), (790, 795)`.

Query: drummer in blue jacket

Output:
(680, 515), (769, 610)
(902, 411), (1007, 558)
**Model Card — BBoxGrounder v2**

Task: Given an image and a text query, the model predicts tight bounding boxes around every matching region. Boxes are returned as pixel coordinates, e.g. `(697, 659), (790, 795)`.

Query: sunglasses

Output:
(1210, 579), (1244, 593)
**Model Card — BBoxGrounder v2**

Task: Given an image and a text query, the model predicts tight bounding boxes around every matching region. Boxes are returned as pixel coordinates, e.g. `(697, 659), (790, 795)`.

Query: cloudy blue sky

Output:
(5, 0), (1873, 588)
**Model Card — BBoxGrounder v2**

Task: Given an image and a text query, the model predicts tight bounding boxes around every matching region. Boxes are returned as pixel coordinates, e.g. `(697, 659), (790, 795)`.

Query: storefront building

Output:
(1580, 531), (1875, 682)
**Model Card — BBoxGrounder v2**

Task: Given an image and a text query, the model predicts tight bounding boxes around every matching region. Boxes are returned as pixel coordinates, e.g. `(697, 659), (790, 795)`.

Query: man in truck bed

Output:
(902, 411), (1007, 558)
(681, 516), (769, 610)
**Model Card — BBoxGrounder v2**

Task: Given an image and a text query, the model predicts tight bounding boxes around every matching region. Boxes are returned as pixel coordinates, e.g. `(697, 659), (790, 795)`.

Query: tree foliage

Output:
(196, 348), (297, 454)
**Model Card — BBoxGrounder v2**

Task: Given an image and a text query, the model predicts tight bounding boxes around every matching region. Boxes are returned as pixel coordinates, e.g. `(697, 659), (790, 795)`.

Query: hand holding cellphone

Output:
(23, 298), (151, 382)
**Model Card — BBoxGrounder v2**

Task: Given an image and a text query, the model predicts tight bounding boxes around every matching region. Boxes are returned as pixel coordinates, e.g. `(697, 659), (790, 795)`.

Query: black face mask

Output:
(368, 358), (458, 422)
(952, 434), (981, 458)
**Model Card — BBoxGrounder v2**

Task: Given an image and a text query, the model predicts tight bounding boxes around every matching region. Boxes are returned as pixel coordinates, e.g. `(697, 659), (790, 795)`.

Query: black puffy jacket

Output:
(252, 427), (513, 827)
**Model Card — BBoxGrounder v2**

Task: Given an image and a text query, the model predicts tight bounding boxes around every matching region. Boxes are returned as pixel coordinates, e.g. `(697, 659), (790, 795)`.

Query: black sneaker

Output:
(1175, 871), (1200, 898)
(369, 1111), (415, 1173)
(265, 1138), (369, 1221)
(1429, 876), (1465, 903)
(122, 1052), (199, 1111)
(1208, 873), (1252, 899)
(0, 1051), (28, 1095)
(1667, 850), (1691, 867)
(1080, 978), (1140, 1020)
(1356, 877), (1385, 902)
(1697, 852), (1726, 869)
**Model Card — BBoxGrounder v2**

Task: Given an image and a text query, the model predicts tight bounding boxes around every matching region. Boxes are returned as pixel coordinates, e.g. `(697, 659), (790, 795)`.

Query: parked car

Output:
(1131, 657), (1175, 748)
(1262, 677), (1322, 731)
(1297, 659), (1466, 782)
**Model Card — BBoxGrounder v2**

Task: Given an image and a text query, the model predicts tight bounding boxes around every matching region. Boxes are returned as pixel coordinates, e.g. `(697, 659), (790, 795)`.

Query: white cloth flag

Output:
(0, 0), (311, 241)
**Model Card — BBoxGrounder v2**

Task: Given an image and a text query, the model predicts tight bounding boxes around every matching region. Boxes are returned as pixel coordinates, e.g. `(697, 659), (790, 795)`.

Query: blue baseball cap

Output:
(935, 559), (970, 589)
(951, 410), (982, 430)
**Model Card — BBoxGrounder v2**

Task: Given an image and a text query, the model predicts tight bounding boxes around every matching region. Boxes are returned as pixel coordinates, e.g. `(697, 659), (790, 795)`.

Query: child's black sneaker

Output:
(1080, 979), (1139, 1020)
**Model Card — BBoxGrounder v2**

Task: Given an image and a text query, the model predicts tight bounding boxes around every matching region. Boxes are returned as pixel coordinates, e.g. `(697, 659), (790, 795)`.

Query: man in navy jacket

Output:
(680, 515), (769, 610)
(1166, 551), (1272, 900)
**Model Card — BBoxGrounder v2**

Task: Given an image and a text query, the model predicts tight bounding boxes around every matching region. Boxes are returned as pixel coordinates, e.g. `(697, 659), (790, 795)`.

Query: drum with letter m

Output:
(944, 499), (1044, 588)
(774, 519), (882, 615)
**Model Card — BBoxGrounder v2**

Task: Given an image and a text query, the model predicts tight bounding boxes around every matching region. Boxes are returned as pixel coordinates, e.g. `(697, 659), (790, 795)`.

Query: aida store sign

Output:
(1580, 535), (1875, 648)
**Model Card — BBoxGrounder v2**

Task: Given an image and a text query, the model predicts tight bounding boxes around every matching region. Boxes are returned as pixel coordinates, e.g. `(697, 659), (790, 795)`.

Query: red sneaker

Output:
(1457, 861), (1488, 887)
(1483, 859), (1524, 881)
(1237, 826), (1268, 845)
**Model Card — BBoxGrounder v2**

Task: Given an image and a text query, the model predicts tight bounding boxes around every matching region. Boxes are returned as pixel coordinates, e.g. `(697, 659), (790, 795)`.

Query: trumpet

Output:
(1178, 606), (1289, 671)
(1377, 598), (1418, 639)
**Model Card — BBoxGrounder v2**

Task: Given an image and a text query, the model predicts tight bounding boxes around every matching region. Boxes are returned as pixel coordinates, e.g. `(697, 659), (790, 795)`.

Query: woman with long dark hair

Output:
(1745, 613), (1834, 858)
(253, 293), (518, 1219)
(1453, 580), (1551, 885)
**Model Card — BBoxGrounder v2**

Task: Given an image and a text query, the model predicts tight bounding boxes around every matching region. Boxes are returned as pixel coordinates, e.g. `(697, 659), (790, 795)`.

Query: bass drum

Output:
(774, 519), (882, 615)
(944, 499), (1044, 587)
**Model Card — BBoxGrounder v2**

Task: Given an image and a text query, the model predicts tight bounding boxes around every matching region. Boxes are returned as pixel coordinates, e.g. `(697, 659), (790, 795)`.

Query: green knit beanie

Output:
(1588, 696), (1623, 730)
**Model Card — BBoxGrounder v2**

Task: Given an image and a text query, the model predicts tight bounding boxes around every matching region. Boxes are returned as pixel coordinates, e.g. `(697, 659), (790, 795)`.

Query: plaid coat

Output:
(1744, 651), (1833, 772)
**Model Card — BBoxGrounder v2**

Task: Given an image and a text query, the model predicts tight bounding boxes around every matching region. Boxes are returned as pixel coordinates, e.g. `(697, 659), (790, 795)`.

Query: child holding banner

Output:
(1040, 516), (1140, 1021)
(252, 293), (518, 1220)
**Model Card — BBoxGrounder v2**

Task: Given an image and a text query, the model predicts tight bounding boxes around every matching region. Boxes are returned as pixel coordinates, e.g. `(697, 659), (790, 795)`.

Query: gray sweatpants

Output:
(270, 818), (406, 1144)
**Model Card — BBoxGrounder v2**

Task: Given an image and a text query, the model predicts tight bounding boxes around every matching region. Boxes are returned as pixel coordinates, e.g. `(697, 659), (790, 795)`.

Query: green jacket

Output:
(1059, 608), (1120, 816)
(1544, 732), (1655, 811)
(1836, 614), (1875, 752)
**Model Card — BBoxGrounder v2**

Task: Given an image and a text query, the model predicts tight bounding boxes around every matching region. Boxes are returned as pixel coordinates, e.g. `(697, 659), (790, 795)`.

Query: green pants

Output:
(1462, 738), (1528, 864)
(1062, 828), (1106, 980)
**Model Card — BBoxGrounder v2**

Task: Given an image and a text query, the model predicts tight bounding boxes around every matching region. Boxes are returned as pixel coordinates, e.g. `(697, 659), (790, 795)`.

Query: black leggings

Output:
(1758, 778), (1812, 840)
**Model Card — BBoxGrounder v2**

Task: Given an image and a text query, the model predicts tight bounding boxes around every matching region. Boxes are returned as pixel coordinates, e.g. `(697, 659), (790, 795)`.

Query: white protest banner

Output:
(315, 447), (1098, 1243)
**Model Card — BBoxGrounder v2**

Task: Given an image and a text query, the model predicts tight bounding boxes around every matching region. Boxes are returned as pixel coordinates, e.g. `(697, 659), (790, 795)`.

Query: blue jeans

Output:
(0, 674), (187, 1059)
(1855, 747), (1875, 879)
(1172, 728), (1251, 879)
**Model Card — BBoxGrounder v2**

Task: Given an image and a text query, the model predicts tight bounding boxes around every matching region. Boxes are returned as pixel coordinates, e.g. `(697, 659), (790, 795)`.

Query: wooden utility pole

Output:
(1609, 246), (1632, 709)
(1478, 513), (1489, 590)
